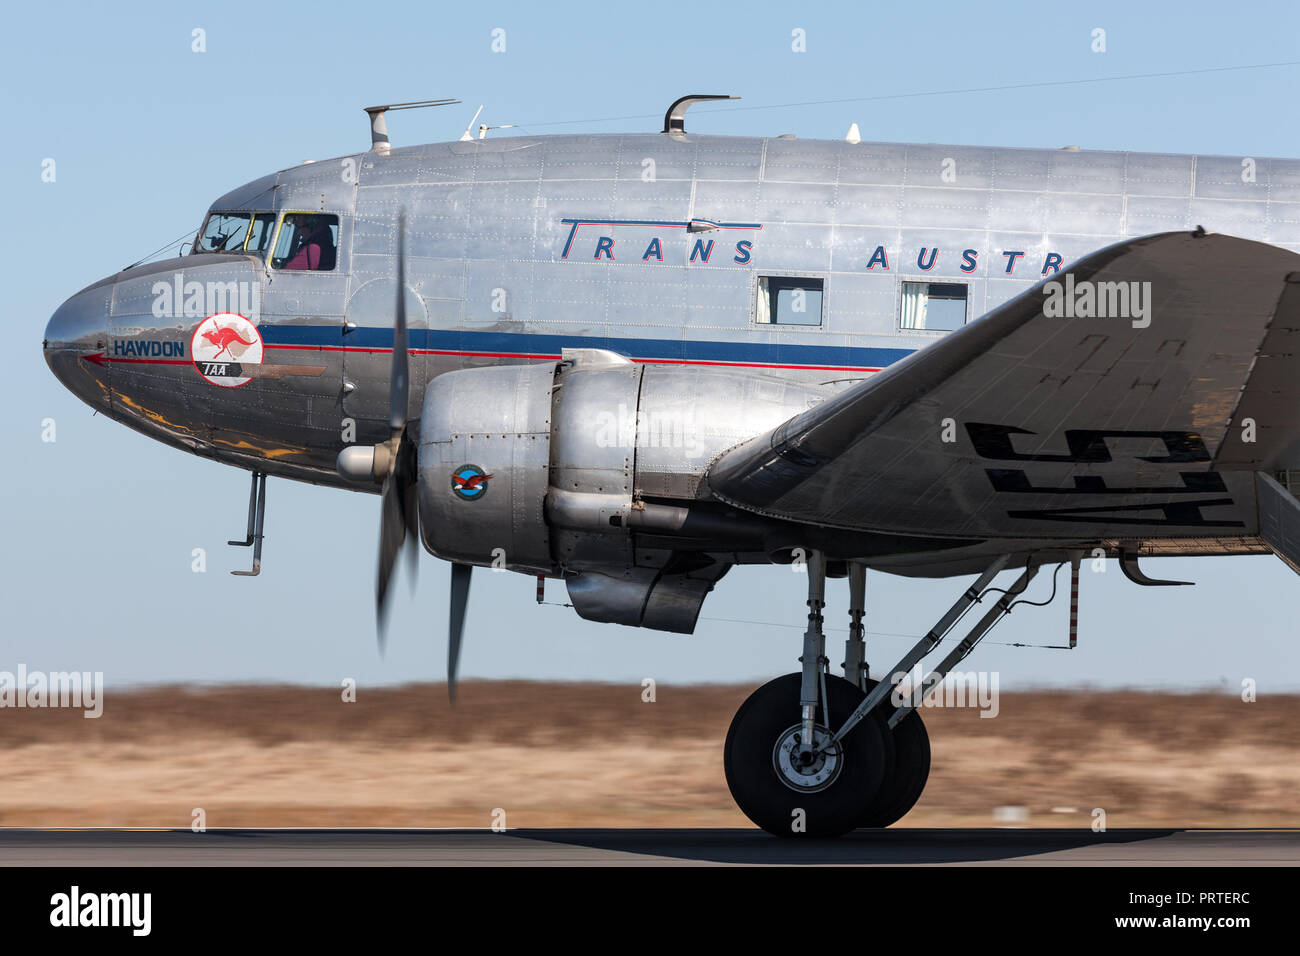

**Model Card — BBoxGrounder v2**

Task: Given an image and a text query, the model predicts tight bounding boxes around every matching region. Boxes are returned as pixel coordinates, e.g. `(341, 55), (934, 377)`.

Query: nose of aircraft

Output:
(43, 278), (113, 411)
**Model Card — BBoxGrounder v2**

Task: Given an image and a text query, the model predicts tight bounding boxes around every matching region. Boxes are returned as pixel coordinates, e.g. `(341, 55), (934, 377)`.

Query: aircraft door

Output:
(342, 277), (429, 442)
(252, 211), (350, 458)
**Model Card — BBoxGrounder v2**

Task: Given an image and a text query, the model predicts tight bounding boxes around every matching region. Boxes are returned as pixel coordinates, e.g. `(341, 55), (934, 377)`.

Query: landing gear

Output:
(724, 552), (1030, 837)
(723, 673), (930, 836)
(858, 678), (930, 828)
(724, 673), (890, 836)
(839, 559), (932, 827)
(724, 551), (899, 837)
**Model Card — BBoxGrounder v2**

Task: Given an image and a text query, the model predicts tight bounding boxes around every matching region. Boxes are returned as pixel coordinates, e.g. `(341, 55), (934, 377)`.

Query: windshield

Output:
(194, 212), (250, 253)
(193, 211), (276, 256)
(245, 213), (276, 254)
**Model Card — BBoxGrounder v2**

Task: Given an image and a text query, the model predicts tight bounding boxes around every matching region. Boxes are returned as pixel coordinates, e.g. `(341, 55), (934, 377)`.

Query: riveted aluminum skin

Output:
(105, 255), (320, 462)
(634, 365), (831, 499)
(417, 362), (556, 573)
(547, 361), (642, 569)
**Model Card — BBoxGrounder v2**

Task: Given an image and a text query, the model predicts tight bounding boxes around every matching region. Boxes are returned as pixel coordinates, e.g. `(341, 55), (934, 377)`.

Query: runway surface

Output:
(0, 827), (1296, 865)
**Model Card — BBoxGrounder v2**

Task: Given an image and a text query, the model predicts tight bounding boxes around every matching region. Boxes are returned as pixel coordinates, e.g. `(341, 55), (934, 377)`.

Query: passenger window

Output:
(900, 281), (968, 331)
(195, 212), (251, 253)
(272, 213), (339, 271)
(756, 276), (824, 326)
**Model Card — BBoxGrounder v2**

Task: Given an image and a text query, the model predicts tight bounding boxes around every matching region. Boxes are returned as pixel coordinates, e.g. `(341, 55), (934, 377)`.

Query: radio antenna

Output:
(363, 98), (461, 151)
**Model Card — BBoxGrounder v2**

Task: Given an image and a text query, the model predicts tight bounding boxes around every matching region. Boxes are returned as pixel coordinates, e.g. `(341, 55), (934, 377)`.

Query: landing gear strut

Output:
(842, 561), (868, 691)
(838, 560), (933, 828)
(229, 470), (267, 577)
(724, 553), (1034, 837)
(725, 550), (895, 837)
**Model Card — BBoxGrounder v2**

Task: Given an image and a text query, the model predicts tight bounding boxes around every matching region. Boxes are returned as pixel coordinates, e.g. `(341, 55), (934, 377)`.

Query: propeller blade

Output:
(375, 209), (418, 648)
(448, 562), (472, 702)
(399, 437), (420, 594)
(389, 212), (408, 436)
(375, 472), (405, 651)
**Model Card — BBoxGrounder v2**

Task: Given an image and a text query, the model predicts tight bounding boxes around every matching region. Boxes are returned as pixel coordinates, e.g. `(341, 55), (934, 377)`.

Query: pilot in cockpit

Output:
(280, 214), (337, 271)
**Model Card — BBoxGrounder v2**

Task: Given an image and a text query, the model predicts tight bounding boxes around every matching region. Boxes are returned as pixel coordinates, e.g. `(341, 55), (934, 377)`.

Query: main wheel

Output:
(724, 673), (893, 837)
(857, 678), (931, 828)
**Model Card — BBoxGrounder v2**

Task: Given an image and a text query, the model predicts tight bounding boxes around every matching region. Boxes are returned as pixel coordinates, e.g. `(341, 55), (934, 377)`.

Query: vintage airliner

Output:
(42, 95), (1300, 835)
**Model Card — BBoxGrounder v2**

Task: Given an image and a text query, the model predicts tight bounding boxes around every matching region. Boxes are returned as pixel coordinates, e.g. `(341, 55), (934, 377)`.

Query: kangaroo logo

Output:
(190, 313), (264, 388)
(201, 326), (257, 360)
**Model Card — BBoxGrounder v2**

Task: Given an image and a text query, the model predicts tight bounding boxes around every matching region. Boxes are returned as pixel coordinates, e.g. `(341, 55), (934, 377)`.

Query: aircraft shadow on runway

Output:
(507, 827), (1182, 865)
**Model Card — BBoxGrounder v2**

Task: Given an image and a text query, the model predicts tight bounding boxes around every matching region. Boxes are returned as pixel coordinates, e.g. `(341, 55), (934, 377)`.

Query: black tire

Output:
(858, 678), (931, 828)
(724, 673), (893, 837)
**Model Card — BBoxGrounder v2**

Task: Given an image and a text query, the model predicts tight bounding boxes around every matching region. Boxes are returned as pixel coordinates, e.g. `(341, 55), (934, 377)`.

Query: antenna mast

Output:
(363, 98), (461, 152)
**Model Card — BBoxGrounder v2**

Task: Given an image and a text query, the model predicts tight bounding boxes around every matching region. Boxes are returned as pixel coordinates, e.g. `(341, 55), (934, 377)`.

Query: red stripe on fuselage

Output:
(261, 343), (882, 373)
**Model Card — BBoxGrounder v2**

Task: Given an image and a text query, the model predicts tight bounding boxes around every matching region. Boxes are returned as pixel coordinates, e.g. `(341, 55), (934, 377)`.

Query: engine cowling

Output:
(417, 349), (831, 630)
(417, 361), (556, 574)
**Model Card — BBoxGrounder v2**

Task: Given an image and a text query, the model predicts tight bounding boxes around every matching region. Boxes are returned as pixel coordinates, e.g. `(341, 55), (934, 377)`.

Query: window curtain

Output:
(900, 283), (928, 330)
(756, 278), (772, 324)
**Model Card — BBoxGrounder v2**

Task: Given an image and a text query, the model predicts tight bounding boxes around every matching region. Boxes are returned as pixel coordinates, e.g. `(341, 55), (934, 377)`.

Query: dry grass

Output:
(1, 682), (1296, 828)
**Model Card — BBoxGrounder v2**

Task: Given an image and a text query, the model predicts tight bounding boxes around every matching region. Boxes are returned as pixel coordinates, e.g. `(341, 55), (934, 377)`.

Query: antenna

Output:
(363, 98), (461, 152)
(459, 105), (485, 142)
(662, 94), (738, 135)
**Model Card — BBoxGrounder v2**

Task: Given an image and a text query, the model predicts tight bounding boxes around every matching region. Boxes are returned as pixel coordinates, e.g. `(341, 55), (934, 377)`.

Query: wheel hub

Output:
(772, 724), (842, 793)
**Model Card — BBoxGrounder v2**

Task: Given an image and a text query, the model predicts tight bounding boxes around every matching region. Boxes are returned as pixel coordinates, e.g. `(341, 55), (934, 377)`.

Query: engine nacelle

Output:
(418, 349), (832, 629)
(417, 362), (556, 574)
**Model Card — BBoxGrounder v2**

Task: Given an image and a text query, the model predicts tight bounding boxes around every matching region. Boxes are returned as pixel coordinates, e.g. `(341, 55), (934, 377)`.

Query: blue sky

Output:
(4, 0), (1300, 691)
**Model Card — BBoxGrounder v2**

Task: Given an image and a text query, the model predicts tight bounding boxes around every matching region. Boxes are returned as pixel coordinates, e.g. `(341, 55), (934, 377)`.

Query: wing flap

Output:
(1257, 471), (1300, 576)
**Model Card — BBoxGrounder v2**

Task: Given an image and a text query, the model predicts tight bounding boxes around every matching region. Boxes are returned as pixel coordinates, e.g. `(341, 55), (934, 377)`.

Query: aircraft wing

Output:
(706, 231), (1300, 544)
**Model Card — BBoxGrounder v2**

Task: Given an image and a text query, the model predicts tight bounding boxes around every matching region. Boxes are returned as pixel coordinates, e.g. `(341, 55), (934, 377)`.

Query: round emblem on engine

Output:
(450, 464), (492, 501)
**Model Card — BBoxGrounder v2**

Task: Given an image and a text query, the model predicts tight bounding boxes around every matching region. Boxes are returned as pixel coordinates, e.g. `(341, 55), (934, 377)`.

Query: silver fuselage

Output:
(43, 132), (1300, 497)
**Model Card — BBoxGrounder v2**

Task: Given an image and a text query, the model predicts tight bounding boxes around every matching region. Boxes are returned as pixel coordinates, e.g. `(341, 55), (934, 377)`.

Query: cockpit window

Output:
(271, 213), (339, 271)
(193, 211), (279, 257)
(195, 212), (252, 253)
(245, 213), (277, 255)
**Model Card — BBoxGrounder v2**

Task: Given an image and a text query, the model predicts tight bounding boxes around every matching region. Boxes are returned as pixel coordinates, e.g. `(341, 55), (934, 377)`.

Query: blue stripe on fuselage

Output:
(259, 326), (914, 369)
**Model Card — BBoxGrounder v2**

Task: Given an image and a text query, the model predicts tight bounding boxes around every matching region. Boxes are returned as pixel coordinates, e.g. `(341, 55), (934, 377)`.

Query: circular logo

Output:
(190, 313), (263, 388)
(450, 464), (492, 501)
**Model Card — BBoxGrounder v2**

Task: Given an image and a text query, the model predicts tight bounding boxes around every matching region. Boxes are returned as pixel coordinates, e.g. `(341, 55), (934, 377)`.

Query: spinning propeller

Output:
(369, 212), (472, 701)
